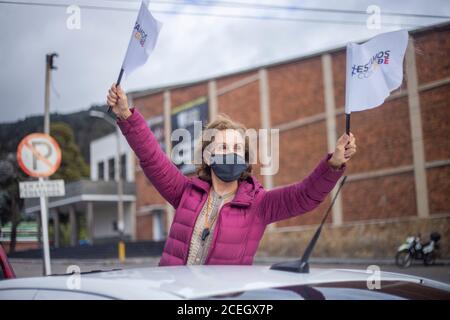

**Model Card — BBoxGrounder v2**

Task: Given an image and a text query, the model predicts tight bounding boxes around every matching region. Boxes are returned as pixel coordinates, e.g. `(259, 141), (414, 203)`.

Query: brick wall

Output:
(132, 93), (166, 240)
(128, 23), (450, 257)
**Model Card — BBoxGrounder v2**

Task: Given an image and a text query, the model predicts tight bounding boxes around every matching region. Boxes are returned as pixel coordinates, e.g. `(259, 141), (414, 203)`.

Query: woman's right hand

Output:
(107, 83), (132, 120)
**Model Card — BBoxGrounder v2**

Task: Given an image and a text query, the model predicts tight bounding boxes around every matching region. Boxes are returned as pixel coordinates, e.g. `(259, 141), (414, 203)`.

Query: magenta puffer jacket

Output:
(117, 107), (346, 266)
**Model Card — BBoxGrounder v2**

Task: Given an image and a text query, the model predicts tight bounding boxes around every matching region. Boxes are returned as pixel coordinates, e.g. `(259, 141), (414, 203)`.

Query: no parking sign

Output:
(17, 133), (61, 177)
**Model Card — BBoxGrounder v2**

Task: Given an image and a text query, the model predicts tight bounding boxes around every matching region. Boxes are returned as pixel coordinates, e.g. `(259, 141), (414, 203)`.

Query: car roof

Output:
(1, 265), (449, 299)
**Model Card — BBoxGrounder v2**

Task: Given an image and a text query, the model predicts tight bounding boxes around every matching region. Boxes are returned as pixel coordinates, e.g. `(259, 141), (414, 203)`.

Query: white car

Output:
(1, 265), (449, 300)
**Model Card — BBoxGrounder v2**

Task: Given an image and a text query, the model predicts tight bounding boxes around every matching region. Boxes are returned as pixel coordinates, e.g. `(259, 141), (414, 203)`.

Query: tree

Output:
(0, 123), (90, 252)
(0, 154), (26, 253)
(50, 122), (90, 181)
(50, 123), (90, 247)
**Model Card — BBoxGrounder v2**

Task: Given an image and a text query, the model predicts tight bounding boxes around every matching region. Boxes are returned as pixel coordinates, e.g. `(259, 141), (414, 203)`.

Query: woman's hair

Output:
(195, 113), (253, 182)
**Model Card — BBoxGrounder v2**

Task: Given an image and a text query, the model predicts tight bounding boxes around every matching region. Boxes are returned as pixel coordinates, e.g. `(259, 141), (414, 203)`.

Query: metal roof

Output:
(23, 179), (136, 214)
(1, 265), (449, 299)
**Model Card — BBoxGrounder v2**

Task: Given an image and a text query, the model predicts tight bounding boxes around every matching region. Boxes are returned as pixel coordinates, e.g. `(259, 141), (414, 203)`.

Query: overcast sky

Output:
(0, 0), (448, 123)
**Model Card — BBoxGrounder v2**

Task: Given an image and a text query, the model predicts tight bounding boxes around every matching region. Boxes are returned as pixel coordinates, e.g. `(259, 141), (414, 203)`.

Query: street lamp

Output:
(89, 110), (126, 262)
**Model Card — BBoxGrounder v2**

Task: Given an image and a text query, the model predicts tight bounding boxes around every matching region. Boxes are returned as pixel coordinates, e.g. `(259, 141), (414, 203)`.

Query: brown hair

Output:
(195, 113), (253, 182)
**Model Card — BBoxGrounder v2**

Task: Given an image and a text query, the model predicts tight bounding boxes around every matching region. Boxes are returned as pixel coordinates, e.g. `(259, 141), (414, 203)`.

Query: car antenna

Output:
(270, 175), (348, 273)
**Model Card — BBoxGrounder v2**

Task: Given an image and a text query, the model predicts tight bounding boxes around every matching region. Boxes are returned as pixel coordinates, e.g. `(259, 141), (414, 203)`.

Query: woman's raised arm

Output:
(107, 84), (189, 208)
(256, 133), (355, 224)
(257, 152), (345, 225)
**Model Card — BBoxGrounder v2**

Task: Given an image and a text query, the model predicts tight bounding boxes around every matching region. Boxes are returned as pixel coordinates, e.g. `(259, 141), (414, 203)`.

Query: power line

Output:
(144, 0), (450, 20)
(0, 0), (424, 27)
(102, 0), (450, 20)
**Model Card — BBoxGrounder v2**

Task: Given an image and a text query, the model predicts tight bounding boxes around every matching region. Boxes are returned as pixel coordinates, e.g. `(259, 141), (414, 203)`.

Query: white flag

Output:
(121, 0), (162, 76)
(345, 30), (409, 114)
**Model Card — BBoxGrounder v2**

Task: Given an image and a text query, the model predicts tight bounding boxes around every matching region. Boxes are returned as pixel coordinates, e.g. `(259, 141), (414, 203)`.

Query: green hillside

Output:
(0, 105), (115, 166)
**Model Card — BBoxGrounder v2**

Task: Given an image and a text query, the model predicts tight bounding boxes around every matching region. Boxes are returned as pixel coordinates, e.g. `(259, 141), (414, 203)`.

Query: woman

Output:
(107, 84), (357, 266)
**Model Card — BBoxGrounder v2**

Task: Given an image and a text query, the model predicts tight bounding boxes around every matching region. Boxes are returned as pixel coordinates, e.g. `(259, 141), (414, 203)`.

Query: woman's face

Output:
(204, 129), (245, 165)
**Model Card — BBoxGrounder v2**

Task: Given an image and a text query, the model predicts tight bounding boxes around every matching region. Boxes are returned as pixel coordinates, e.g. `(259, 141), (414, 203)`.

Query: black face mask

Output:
(210, 153), (248, 182)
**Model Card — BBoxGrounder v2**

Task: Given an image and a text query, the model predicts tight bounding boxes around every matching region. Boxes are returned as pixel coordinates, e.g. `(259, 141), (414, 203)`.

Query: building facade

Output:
(22, 132), (137, 248)
(90, 131), (135, 183)
(125, 23), (449, 258)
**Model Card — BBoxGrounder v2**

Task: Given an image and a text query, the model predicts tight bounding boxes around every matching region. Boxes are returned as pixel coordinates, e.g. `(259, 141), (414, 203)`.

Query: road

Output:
(8, 257), (450, 284)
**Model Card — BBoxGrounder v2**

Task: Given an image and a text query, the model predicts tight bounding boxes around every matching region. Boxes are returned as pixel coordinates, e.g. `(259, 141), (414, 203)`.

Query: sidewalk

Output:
(9, 256), (450, 266)
(254, 256), (450, 265)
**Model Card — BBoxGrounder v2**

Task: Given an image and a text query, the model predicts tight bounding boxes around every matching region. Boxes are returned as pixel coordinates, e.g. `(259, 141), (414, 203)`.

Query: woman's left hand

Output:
(328, 132), (357, 169)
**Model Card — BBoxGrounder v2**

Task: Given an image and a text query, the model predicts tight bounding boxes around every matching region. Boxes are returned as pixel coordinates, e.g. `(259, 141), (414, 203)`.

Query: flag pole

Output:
(107, 68), (125, 114)
(345, 113), (350, 135)
(344, 41), (351, 137)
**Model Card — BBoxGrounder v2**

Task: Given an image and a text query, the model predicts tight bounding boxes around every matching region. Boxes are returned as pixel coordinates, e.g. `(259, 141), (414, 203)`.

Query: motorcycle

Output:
(395, 232), (441, 268)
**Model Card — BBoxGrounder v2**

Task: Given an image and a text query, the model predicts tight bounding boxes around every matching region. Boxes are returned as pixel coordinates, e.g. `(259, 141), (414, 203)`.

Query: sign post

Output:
(38, 178), (51, 275)
(17, 133), (63, 276)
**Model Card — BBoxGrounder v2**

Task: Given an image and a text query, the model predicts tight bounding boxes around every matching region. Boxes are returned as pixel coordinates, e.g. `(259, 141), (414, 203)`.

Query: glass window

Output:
(108, 158), (115, 181)
(120, 154), (126, 180)
(97, 161), (104, 180)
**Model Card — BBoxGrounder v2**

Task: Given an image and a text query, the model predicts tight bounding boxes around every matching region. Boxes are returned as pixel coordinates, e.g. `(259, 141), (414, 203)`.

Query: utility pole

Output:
(41, 52), (58, 275)
(116, 125), (125, 262)
(89, 111), (126, 262)
(44, 53), (58, 135)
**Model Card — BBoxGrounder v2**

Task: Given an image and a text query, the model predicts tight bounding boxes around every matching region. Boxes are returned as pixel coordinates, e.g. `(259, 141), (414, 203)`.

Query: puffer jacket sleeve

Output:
(257, 152), (345, 225)
(116, 107), (189, 209)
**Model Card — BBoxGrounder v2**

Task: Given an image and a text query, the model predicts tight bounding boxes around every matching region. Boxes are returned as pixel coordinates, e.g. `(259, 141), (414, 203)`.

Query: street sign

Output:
(17, 133), (62, 178)
(19, 179), (65, 198)
(16, 132), (62, 276)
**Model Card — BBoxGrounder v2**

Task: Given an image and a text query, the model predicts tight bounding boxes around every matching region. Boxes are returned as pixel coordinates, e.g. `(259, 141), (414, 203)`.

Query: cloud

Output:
(0, 0), (448, 122)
